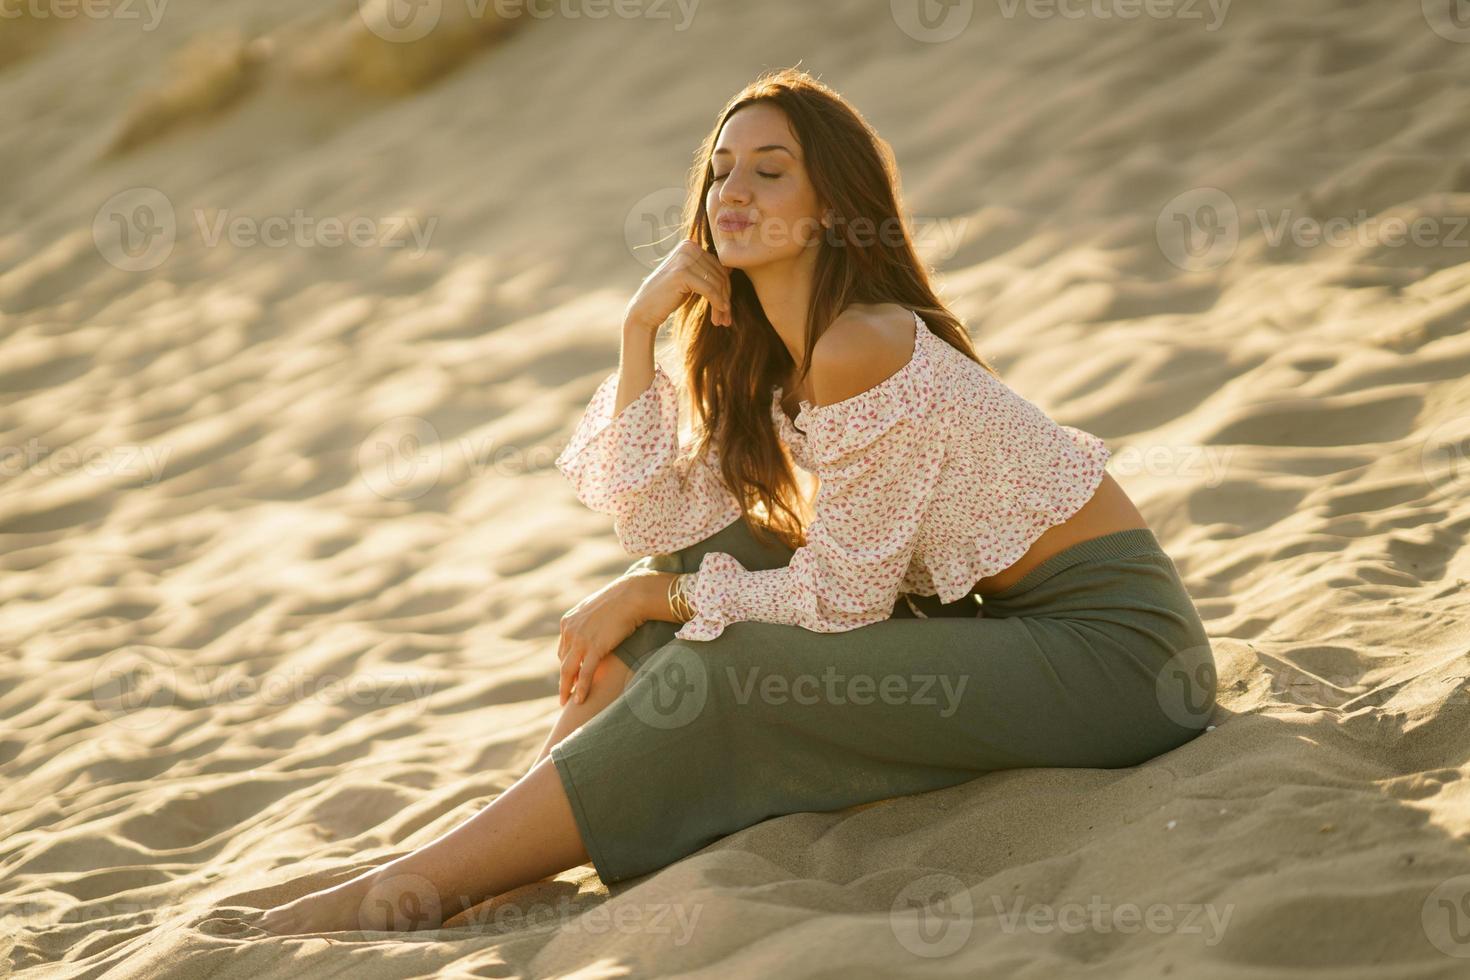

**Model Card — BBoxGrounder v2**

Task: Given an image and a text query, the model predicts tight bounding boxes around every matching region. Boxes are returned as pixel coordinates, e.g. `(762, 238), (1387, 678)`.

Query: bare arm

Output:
(613, 237), (732, 415)
(613, 321), (660, 417)
(622, 569), (688, 625)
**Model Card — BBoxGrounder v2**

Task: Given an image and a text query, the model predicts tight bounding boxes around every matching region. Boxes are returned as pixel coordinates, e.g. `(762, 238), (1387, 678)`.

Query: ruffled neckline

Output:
(769, 385), (807, 440)
(769, 309), (939, 468)
(770, 308), (936, 432)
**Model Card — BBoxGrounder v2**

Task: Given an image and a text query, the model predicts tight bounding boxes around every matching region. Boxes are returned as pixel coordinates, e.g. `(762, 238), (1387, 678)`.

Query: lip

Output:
(717, 215), (755, 232)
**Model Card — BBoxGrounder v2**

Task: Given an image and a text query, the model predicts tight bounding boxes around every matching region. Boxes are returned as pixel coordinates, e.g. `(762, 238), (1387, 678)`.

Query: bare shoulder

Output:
(809, 303), (918, 408)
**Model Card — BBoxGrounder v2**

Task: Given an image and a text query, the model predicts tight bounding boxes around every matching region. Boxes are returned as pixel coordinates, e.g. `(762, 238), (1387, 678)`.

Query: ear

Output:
(814, 199), (834, 228)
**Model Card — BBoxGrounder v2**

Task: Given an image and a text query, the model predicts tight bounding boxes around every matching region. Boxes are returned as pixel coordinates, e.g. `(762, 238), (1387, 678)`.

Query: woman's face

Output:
(706, 102), (827, 270)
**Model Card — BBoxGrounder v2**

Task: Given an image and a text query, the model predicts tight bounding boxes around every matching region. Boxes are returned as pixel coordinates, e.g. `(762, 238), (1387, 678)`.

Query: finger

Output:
(684, 267), (731, 326)
(682, 268), (721, 317)
(559, 648), (582, 706)
(573, 649), (604, 704)
(691, 248), (727, 279)
(692, 252), (732, 301)
(698, 260), (733, 322)
(560, 650), (581, 705)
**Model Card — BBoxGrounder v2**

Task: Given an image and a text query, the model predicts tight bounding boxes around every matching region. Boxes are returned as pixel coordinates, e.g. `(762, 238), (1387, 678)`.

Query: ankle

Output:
(354, 865), (449, 933)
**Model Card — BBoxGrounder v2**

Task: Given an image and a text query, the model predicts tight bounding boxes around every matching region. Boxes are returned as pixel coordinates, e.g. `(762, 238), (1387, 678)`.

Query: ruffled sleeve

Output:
(554, 363), (743, 555)
(769, 385), (819, 471)
(675, 338), (941, 641)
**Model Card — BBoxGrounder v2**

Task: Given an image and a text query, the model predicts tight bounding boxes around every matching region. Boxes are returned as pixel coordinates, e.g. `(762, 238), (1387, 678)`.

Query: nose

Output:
(717, 171), (751, 207)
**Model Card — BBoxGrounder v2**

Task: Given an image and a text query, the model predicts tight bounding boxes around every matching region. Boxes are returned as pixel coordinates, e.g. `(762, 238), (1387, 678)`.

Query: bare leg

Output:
(255, 655), (635, 936)
(533, 654), (634, 766)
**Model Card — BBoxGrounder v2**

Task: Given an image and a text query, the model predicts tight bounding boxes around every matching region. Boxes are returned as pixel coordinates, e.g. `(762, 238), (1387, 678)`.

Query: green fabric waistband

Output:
(986, 527), (1166, 600)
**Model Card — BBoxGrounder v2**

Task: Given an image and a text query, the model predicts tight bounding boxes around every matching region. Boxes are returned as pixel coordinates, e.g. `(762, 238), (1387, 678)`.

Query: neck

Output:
(745, 245), (821, 371)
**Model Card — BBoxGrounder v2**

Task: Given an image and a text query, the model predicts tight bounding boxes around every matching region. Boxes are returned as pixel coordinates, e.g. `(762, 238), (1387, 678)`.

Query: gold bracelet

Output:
(681, 573), (698, 620)
(668, 572), (696, 622)
(667, 573), (689, 622)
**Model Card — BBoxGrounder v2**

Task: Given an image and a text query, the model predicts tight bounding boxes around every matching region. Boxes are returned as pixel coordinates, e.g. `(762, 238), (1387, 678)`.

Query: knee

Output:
(676, 623), (768, 676)
(655, 625), (787, 718)
(614, 617), (678, 671)
(618, 631), (769, 736)
(592, 650), (632, 690)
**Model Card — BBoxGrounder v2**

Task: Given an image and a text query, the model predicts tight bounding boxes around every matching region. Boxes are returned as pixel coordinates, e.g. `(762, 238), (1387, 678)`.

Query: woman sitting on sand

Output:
(256, 66), (1217, 936)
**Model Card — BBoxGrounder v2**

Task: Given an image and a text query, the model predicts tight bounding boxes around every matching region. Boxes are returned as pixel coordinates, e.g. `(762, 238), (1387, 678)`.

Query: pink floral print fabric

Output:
(554, 310), (1112, 641)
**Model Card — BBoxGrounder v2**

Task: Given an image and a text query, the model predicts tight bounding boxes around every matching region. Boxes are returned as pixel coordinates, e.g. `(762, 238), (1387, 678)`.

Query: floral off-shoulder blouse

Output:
(553, 309), (1112, 641)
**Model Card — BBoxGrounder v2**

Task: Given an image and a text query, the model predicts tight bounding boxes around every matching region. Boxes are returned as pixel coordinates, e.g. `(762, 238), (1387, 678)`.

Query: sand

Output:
(3, 0), (1470, 976)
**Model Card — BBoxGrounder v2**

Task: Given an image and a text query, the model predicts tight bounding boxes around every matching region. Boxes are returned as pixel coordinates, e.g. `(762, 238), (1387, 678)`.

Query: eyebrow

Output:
(712, 144), (796, 158)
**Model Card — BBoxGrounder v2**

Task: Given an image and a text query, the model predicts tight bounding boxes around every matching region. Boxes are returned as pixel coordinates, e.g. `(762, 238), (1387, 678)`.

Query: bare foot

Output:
(255, 867), (453, 936)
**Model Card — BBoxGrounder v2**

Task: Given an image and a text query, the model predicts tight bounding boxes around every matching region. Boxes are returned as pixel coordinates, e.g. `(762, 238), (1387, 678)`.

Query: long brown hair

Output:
(671, 67), (999, 552)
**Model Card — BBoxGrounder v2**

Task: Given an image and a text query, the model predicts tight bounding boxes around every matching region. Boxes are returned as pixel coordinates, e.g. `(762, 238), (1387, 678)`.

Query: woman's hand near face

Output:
(556, 571), (657, 705)
(624, 238), (734, 332)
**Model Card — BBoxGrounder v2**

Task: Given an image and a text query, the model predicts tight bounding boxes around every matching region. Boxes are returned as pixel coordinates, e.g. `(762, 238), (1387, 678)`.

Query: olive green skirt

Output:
(550, 517), (1218, 884)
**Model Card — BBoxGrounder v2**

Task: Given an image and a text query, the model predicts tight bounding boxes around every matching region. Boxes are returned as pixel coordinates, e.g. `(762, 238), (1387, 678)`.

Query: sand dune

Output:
(3, 0), (1470, 976)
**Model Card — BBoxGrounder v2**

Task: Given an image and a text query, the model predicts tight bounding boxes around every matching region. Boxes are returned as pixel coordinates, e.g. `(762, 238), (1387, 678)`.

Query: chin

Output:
(713, 239), (796, 271)
(711, 242), (762, 269)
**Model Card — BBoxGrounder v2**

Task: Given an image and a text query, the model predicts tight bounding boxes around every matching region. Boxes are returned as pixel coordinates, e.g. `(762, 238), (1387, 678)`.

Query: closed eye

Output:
(712, 172), (781, 181)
